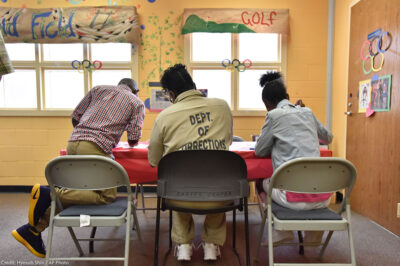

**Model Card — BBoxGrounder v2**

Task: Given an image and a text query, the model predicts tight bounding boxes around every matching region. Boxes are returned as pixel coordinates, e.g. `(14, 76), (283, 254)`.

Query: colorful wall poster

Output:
(358, 79), (371, 113)
(182, 8), (289, 35)
(0, 7), (139, 44)
(370, 74), (391, 111)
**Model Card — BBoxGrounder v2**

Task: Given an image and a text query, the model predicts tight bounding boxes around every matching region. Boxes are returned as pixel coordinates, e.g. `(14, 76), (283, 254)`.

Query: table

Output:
(60, 142), (332, 184)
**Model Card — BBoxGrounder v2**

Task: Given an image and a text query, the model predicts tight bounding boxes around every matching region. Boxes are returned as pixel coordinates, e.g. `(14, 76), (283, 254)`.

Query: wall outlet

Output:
(397, 203), (400, 218)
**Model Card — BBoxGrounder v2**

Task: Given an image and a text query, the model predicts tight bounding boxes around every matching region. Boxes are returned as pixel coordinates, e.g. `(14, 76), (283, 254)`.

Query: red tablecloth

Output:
(60, 142), (332, 184)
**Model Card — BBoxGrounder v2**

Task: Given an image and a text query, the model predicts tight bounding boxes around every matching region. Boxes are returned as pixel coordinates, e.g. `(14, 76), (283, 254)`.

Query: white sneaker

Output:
(174, 244), (193, 261)
(202, 242), (221, 261)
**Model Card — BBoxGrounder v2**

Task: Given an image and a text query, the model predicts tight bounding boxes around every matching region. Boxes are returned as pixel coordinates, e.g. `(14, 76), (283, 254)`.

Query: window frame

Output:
(0, 43), (138, 117)
(184, 33), (287, 116)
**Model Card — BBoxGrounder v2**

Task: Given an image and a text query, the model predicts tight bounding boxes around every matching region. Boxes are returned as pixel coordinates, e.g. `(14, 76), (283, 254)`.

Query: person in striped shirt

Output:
(12, 78), (145, 258)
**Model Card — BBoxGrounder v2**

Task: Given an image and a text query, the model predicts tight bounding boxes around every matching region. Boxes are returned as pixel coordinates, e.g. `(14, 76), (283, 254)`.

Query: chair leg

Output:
(140, 184), (145, 214)
(232, 209), (236, 249)
(67, 227), (84, 256)
(162, 210), (173, 266)
(89, 227), (97, 253)
(132, 202), (142, 241)
(256, 187), (264, 219)
(124, 204), (132, 266)
(232, 209), (241, 264)
(297, 231), (304, 255)
(45, 202), (56, 266)
(267, 205), (274, 266)
(154, 197), (161, 266)
(255, 209), (267, 260)
(318, 231), (333, 260)
(346, 207), (357, 266)
(168, 210), (173, 250)
(244, 198), (251, 266)
(135, 183), (139, 201)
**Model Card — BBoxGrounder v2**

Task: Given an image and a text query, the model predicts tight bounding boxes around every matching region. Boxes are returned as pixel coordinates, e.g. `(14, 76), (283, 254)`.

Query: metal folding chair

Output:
(44, 155), (141, 266)
(256, 157), (357, 266)
(154, 150), (251, 266)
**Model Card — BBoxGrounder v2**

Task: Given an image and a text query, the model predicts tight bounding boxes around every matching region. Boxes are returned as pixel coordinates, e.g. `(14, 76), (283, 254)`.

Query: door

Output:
(346, 0), (399, 236)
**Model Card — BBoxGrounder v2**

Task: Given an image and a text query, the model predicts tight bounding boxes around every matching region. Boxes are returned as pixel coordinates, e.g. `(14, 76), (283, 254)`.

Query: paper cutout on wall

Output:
(0, 6), (139, 44)
(370, 74), (391, 111)
(139, 11), (183, 95)
(144, 98), (150, 109)
(182, 8), (289, 34)
(366, 103), (375, 117)
(358, 79), (371, 113)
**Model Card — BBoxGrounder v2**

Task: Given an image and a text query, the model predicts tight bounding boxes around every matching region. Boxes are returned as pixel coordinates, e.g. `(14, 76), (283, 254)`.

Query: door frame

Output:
(344, 0), (360, 157)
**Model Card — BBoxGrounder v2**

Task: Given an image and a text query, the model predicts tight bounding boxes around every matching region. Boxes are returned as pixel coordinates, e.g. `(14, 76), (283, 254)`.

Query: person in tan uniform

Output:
(148, 64), (233, 261)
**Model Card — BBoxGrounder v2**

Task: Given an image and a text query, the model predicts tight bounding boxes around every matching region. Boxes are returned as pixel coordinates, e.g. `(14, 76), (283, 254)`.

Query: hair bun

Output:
(259, 72), (282, 87)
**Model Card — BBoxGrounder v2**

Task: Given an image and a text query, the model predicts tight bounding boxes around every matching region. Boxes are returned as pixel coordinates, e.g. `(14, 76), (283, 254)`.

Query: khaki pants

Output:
(167, 200), (232, 246)
(35, 141), (117, 232)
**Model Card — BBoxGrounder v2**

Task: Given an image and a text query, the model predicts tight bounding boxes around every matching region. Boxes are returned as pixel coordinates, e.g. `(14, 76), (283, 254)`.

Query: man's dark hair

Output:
(259, 72), (288, 105)
(118, 78), (139, 94)
(160, 64), (196, 96)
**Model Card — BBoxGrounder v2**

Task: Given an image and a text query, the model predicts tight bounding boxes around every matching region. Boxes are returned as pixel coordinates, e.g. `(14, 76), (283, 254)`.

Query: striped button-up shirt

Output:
(69, 84), (145, 155)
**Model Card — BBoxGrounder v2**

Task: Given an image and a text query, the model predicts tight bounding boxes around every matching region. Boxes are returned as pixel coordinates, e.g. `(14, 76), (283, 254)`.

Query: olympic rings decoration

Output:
(359, 30), (391, 75)
(362, 56), (372, 75)
(360, 40), (371, 61)
(71, 60), (103, 73)
(368, 36), (379, 57)
(377, 31), (392, 53)
(362, 53), (384, 75)
(221, 59), (252, 72)
(372, 53), (384, 72)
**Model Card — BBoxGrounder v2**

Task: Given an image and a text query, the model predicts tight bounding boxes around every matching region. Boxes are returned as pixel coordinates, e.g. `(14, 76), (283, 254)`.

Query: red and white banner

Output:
(182, 8), (289, 35)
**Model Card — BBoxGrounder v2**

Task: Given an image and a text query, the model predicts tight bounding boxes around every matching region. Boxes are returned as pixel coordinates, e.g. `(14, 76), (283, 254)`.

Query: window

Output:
(0, 43), (137, 116)
(185, 32), (286, 116)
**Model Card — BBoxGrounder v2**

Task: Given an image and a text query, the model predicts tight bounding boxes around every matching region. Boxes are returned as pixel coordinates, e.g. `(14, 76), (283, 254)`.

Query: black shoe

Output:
(11, 224), (46, 258)
(28, 184), (51, 227)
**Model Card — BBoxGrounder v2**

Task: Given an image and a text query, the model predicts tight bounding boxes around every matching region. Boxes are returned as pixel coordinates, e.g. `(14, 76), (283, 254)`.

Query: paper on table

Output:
(116, 142), (149, 149)
(229, 141), (256, 151)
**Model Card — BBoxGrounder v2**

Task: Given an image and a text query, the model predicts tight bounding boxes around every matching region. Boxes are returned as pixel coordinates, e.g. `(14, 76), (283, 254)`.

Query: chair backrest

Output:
(232, 135), (245, 142)
(269, 157), (356, 195)
(45, 155), (131, 191)
(157, 150), (249, 201)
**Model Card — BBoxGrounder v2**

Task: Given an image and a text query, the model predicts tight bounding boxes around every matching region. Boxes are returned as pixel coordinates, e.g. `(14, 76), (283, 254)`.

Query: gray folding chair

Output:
(139, 135), (244, 213)
(44, 155), (141, 266)
(256, 157), (357, 266)
(154, 150), (251, 266)
(233, 135), (245, 142)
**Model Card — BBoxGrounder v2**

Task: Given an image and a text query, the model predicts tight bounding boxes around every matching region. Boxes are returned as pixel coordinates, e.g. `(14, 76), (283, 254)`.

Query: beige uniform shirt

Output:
(148, 90), (233, 166)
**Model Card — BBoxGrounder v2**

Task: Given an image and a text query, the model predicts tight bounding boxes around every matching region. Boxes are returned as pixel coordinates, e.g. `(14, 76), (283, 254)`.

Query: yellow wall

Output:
(0, 0), (330, 185)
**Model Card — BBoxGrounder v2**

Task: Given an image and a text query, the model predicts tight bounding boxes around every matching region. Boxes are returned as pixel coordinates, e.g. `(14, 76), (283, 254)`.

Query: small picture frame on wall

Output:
(150, 89), (172, 111)
(358, 79), (371, 113)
